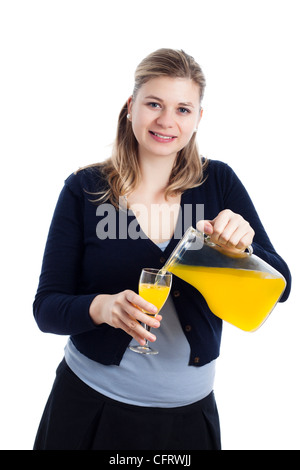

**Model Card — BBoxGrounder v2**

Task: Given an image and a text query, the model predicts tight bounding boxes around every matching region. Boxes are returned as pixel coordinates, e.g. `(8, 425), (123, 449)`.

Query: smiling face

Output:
(127, 76), (203, 162)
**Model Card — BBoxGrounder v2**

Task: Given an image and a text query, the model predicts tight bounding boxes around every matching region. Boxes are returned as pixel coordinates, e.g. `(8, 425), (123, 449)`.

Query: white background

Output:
(1, 0), (299, 450)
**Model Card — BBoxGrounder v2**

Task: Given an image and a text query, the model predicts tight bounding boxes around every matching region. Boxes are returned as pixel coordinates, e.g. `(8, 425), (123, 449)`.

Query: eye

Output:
(178, 107), (191, 114)
(147, 102), (161, 109)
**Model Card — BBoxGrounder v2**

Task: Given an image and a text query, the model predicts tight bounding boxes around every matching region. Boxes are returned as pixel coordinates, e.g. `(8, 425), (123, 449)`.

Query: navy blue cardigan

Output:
(33, 160), (291, 366)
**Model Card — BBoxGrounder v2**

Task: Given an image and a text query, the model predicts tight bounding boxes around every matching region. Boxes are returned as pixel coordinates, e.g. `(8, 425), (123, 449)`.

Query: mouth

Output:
(149, 131), (177, 143)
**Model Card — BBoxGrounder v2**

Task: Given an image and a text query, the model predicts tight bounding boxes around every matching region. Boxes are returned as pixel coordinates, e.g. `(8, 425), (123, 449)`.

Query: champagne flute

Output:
(129, 268), (172, 355)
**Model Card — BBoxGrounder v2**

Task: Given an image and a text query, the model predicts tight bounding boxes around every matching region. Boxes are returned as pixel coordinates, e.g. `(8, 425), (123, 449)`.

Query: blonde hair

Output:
(82, 48), (208, 207)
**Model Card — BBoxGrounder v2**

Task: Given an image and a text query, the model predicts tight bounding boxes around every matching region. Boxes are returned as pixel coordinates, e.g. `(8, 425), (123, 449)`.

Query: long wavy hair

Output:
(80, 48), (208, 208)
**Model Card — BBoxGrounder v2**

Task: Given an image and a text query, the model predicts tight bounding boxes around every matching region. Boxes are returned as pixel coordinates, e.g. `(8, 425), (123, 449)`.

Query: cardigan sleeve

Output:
(33, 175), (99, 335)
(218, 162), (292, 302)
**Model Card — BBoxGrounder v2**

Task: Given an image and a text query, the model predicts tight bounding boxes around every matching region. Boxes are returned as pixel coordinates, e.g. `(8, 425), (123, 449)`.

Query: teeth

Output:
(153, 132), (174, 140)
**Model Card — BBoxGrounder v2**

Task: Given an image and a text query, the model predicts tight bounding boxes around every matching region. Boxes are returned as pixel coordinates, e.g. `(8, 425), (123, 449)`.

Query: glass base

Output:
(129, 344), (159, 355)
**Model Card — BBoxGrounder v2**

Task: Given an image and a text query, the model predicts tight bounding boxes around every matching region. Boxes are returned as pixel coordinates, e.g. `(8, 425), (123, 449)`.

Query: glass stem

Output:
(142, 323), (151, 347)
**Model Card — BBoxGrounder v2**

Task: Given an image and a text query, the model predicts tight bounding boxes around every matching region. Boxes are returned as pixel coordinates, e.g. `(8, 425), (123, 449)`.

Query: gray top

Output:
(64, 240), (216, 407)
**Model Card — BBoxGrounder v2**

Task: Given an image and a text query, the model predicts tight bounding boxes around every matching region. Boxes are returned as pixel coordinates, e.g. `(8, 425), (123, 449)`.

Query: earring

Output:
(127, 114), (131, 120)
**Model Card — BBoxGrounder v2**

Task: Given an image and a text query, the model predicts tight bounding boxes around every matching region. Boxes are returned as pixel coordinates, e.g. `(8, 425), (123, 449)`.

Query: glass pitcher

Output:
(163, 227), (286, 332)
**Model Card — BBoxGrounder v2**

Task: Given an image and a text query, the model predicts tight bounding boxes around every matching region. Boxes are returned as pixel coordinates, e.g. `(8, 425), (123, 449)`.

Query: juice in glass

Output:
(139, 283), (170, 316)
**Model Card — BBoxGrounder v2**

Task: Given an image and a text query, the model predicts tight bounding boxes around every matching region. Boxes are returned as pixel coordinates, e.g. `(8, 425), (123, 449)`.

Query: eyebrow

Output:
(144, 95), (195, 108)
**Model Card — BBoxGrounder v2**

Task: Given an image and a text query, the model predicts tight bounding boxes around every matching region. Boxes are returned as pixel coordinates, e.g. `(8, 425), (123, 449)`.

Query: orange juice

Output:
(169, 264), (285, 331)
(139, 283), (170, 315)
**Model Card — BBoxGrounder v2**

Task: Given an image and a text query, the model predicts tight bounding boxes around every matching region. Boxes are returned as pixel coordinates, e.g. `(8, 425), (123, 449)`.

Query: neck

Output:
(137, 152), (177, 197)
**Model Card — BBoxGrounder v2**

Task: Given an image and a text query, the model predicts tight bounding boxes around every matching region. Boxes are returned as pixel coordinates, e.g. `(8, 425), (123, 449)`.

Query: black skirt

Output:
(33, 359), (221, 450)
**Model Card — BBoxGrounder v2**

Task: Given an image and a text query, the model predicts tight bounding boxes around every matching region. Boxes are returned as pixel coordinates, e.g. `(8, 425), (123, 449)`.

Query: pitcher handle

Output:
(204, 234), (253, 256)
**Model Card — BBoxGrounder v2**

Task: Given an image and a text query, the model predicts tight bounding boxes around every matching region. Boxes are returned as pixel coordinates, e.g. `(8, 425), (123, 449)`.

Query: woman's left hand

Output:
(197, 209), (255, 254)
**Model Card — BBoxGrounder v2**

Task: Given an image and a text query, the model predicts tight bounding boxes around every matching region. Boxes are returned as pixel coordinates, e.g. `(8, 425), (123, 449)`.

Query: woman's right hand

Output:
(89, 290), (161, 346)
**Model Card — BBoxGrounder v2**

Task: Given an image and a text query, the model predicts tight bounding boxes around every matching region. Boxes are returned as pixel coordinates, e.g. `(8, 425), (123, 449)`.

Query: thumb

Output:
(196, 220), (214, 235)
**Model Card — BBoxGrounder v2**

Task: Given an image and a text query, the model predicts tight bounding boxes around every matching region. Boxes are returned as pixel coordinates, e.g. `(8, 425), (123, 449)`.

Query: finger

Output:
(221, 218), (253, 248)
(223, 222), (247, 247)
(196, 220), (214, 235)
(119, 315), (157, 345)
(125, 290), (158, 316)
(118, 317), (147, 345)
(216, 220), (242, 246)
(211, 211), (245, 246)
(126, 302), (161, 329)
(235, 229), (254, 251)
(211, 210), (232, 235)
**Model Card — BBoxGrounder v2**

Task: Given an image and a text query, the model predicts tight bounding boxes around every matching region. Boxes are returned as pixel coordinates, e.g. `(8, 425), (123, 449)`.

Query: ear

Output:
(198, 107), (203, 125)
(194, 108), (203, 133)
(127, 96), (133, 115)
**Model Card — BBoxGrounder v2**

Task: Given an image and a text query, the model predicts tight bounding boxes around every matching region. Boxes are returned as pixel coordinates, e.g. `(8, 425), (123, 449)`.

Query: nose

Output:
(156, 108), (175, 129)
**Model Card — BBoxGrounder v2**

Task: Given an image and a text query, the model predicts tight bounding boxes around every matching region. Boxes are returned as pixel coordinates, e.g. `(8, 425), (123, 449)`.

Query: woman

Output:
(33, 49), (291, 450)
